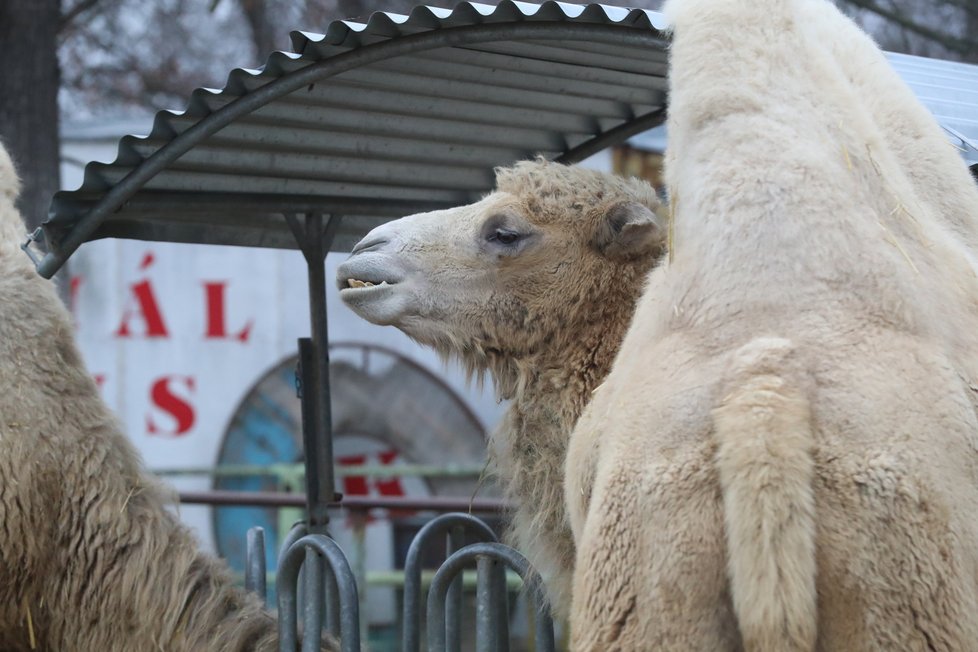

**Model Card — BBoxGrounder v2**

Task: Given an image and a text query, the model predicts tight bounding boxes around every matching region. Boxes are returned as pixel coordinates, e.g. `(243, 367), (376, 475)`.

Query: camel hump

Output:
(713, 337), (817, 652)
(663, 0), (795, 31)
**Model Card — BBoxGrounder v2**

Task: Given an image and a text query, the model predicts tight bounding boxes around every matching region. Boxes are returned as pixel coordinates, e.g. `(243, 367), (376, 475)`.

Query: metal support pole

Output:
(287, 213), (342, 533)
(288, 213), (343, 647)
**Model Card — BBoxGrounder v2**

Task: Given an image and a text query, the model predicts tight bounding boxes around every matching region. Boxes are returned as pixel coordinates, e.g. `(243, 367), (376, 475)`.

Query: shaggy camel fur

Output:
(0, 146), (331, 651)
(565, 0), (978, 650)
(337, 160), (666, 616)
(797, 0), (978, 271)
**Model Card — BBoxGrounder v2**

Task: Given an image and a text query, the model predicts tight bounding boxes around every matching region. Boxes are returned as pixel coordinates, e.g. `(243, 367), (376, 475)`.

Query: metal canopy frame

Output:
(29, 2), (671, 534)
(37, 3), (674, 278)
(35, 21), (668, 278)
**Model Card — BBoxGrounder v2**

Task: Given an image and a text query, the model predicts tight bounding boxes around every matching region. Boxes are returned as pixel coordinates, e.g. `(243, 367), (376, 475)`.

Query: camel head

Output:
(337, 159), (665, 393)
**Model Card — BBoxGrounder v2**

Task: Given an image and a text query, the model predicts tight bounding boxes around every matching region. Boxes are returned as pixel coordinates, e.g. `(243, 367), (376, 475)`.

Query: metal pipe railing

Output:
(177, 490), (509, 512)
(239, 506), (554, 652)
(277, 534), (360, 652)
(426, 542), (554, 652)
(155, 462), (487, 478)
(402, 513), (500, 652)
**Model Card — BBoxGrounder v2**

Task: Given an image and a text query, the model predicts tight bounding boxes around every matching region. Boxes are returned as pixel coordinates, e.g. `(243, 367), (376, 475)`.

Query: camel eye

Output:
(488, 229), (521, 246)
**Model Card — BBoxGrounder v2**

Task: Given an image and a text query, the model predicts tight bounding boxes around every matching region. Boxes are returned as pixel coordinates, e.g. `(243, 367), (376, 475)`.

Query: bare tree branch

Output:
(944, 0), (978, 17)
(841, 0), (976, 55)
(60, 0), (101, 32)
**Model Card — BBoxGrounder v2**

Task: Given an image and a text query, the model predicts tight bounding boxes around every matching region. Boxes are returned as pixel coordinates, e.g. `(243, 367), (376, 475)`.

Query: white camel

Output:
(566, 0), (978, 649)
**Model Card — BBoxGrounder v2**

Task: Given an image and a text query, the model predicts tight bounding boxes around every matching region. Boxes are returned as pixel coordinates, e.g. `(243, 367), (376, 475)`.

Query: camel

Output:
(0, 145), (334, 651)
(565, 0), (978, 649)
(337, 159), (667, 617)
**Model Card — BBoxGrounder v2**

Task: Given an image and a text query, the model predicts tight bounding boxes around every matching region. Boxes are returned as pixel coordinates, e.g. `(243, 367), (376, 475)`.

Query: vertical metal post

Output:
(475, 556), (498, 652)
(446, 526), (465, 652)
(303, 227), (333, 532)
(246, 526), (267, 605)
(324, 557), (341, 638)
(490, 560), (510, 651)
(288, 213), (343, 647)
(302, 549), (325, 649)
(351, 510), (370, 647)
(296, 339), (329, 641)
(296, 338), (327, 528)
(288, 212), (342, 533)
(531, 581), (556, 652)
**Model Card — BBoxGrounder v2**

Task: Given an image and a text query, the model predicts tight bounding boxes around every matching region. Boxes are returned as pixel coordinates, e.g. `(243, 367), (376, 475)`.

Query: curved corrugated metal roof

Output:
(36, 1), (670, 277)
(625, 53), (978, 163)
(35, 2), (978, 278)
(885, 52), (978, 165)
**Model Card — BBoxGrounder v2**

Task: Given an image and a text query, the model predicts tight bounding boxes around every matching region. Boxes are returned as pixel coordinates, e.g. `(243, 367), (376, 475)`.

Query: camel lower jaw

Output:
(337, 279), (410, 327)
(338, 280), (396, 303)
(336, 257), (413, 324)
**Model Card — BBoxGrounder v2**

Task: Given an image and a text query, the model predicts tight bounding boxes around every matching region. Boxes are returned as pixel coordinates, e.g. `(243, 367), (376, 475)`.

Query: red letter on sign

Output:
(338, 454), (369, 496)
(203, 282), (252, 342)
(375, 450), (406, 497)
(146, 376), (196, 437)
(69, 275), (83, 327)
(116, 253), (168, 338)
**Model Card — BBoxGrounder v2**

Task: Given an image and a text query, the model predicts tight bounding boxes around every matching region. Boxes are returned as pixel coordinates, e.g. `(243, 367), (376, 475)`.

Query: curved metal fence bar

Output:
(403, 512), (499, 652)
(245, 526), (267, 605)
(277, 534), (360, 652)
(279, 521), (309, 559)
(426, 542), (555, 652)
(35, 21), (663, 279)
(277, 519), (328, 637)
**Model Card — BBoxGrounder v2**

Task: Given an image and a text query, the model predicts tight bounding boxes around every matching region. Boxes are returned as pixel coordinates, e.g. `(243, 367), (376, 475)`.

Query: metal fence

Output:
(185, 492), (556, 652)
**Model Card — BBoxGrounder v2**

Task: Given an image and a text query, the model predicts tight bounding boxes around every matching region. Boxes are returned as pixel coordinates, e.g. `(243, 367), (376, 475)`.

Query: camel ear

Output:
(595, 201), (666, 261)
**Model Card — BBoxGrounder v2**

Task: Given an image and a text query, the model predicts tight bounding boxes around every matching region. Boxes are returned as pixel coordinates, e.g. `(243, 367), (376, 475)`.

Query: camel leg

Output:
(569, 437), (741, 651)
